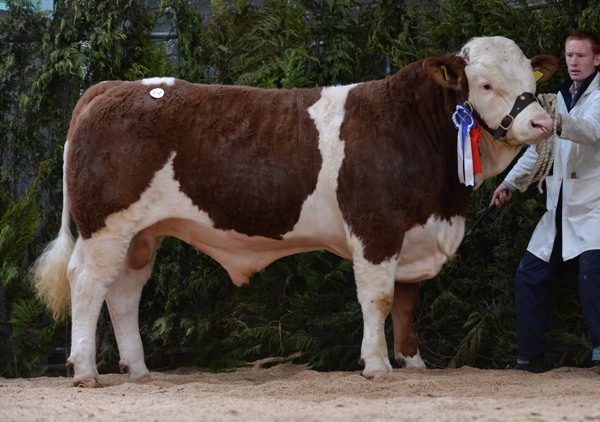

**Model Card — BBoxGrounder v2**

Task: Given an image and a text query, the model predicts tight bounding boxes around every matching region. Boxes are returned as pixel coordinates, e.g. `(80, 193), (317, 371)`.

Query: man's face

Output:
(565, 39), (600, 84)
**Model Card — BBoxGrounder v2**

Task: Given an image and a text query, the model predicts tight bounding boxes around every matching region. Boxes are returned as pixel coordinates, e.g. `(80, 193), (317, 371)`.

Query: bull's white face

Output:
(461, 36), (552, 145)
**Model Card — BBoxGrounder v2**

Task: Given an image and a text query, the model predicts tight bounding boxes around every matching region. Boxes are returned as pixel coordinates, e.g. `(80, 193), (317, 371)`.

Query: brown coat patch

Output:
(338, 59), (471, 263)
(172, 84), (322, 238)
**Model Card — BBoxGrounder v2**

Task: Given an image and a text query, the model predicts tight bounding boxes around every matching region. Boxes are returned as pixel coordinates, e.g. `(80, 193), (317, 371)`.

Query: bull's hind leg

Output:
(105, 232), (159, 382)
(391, 282), (426, 368)
(67, 238), (124, 387)
(352, 249), (398, 379)
(104, 268), (152, 382)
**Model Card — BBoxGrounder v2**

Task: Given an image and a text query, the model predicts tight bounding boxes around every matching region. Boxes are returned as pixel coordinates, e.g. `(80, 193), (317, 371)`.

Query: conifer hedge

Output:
(1, 0), (599, 377)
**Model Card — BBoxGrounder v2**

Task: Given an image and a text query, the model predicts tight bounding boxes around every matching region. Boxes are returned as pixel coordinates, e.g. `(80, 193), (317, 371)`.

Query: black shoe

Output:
(513, 357), (547, 373)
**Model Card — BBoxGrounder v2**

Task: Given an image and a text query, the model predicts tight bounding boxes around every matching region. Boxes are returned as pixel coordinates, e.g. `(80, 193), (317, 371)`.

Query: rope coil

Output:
(513, 93), (557, 193)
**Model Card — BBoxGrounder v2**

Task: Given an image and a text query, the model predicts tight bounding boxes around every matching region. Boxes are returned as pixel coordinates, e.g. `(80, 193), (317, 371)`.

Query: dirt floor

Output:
(2, 361), (600, 422)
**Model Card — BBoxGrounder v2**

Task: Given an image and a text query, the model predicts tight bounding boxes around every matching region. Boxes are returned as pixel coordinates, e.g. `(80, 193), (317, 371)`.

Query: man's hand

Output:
(490, 183), (513, 208)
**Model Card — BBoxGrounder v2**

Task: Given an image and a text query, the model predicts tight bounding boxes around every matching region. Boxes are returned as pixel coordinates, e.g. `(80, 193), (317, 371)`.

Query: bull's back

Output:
(67, 79), (323, 240)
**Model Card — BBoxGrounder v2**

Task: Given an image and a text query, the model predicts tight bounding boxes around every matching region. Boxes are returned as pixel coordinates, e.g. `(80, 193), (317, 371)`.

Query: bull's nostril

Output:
(530, 117), (553, 134)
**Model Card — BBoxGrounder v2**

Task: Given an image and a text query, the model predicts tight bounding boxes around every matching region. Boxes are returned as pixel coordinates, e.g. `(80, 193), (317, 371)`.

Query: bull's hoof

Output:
(361, 368), (392, 380)
(73, 377), (104, 388)
(361, 357), (393, 380)
(120, 362), (151, 383)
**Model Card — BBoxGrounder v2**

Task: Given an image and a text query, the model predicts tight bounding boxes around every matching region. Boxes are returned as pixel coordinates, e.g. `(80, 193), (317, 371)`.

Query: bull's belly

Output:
(150, 216), (350, 286)
(395, 215), (465, 283)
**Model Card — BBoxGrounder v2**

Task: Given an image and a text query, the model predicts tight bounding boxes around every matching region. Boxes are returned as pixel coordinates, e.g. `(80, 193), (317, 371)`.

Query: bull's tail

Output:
(32, 141), (74, 319)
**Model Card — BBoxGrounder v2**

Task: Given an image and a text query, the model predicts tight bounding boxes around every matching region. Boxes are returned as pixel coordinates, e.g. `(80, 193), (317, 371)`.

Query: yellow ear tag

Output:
(441, 65), (449, 81)
(533, 70), (543, 81)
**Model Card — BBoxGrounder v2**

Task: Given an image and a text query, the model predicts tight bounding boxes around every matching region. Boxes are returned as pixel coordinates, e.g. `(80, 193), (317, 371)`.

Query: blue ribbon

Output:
(453, 104), (475, 142)
(452, 104), (476, 186)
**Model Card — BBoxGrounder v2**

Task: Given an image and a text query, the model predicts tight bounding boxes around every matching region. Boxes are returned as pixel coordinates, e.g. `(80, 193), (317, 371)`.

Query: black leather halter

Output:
(463, 92), (539, 141)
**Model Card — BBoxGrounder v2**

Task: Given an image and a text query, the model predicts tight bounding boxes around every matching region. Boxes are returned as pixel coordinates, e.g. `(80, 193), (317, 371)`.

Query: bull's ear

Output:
(422, 55), (467, 92)
(531, 54), (559, 84)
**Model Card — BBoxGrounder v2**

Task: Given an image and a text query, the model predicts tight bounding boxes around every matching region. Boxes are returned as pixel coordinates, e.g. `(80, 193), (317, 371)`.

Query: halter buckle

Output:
(499, 114), (515, 131)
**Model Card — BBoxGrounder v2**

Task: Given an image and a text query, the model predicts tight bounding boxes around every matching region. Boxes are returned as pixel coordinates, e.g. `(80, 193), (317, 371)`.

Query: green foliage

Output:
(0, 162), (61, 377)
(1, 0), (600, 378)
(164, 0), (308, 84)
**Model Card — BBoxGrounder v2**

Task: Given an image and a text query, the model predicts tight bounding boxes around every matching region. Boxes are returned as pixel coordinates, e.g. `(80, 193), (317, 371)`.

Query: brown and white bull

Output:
(32, 36), (557, 387)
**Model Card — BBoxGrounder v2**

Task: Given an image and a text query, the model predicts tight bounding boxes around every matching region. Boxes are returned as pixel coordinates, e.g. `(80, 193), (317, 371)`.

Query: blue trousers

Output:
(515, 241), (600, 362)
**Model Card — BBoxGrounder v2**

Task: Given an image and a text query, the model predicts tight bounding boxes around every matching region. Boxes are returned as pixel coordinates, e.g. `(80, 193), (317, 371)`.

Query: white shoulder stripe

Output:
(142, 77), (176, 86)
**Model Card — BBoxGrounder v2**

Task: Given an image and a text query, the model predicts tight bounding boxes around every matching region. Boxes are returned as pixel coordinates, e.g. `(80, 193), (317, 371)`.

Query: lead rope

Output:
(513, 93), (557, 193)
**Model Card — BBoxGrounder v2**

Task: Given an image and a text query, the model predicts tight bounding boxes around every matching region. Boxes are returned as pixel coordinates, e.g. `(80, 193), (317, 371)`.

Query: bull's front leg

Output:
(391, 282), (426, 368)
(353, 253), (397, 379)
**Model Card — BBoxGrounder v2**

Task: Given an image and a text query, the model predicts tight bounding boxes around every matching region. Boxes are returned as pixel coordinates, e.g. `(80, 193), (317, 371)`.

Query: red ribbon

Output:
(470, 122), (482, 175)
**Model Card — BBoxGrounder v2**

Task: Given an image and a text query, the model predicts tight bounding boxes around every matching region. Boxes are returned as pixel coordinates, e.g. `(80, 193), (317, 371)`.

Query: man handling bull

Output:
(490, 30), (600, 373)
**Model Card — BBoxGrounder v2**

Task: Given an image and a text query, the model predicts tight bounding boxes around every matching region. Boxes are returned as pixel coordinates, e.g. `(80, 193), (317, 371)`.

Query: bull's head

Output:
(423, 36), (559, 183)
(425, 36), (558, 146)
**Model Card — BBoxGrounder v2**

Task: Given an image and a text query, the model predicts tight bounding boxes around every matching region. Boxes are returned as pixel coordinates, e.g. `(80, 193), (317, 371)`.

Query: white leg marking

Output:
(67, 221), (140, 385)
(395, 350), (427, 368)
(67, 240), (115, 385)
(346, 231), (396, 379)
(105, 263), (153, 382)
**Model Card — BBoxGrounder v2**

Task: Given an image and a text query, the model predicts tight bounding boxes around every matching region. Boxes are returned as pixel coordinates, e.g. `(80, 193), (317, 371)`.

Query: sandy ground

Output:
(1, 362), (600, 422)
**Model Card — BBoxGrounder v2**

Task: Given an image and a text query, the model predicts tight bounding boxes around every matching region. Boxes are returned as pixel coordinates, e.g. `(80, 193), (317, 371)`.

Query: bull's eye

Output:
(483, 84), (493, 91)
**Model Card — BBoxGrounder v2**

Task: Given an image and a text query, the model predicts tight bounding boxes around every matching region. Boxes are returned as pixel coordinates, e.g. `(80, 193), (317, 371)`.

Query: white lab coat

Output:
(504, 72), (600, 262)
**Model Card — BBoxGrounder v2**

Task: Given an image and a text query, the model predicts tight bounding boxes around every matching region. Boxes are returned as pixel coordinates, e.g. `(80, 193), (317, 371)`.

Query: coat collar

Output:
(559, 70), (599, 111)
